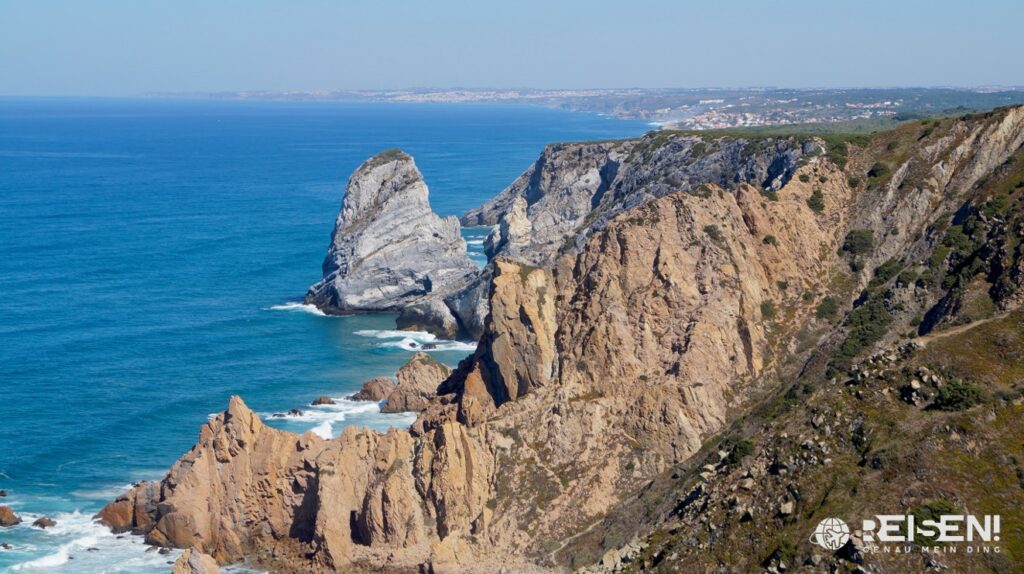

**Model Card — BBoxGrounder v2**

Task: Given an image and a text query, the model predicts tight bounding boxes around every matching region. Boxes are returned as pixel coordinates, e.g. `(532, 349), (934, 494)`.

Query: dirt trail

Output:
(916, 312), (1010, 346)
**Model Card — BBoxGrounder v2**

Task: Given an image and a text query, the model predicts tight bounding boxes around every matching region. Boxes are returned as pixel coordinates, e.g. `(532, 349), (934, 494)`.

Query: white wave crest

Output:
(9, 510), (180, 573)
(377, 338), (477, 352)
(310, 420), (333, 439)
(353, 329), (475, 352)
(266, 302), (326, 316)
(354, 329), (437, 342)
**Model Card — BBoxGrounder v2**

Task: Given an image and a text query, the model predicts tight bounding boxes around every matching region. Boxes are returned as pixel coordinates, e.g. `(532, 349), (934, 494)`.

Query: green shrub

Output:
(908, 500), (958, 543)
(704, 224), (723, 243)
(816, 296), (839, 320)
(763, 234), (778, 246)
(869, 259), (901, 288)
(842, 229), (875, 255)
(837, 297), (893, 360)
(776, 280), (789, 291)
(799, 173), (810, 183)
(761, 300), (777, 320)
(896, 269), (919, 287)
(806, 189), (825, 213)
(934, 380), (985, 411)
(868, 162), (891, 178)
(886, 141), (899, 151)
(723, 438), (755, 465)
(848, 176), (861, 188)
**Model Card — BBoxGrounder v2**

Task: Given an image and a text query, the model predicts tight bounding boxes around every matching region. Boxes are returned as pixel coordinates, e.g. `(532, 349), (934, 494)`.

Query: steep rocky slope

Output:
(102, 106), (1024, 573)
(305, 150), (478, 330)
(462, 134), (818, 265)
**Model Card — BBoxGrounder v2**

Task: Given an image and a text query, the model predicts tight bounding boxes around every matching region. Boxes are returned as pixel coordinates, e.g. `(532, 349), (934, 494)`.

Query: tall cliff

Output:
(462, 134), (817, 265)
(104, 106), (1024, 573)
(305, 150), (477, 320)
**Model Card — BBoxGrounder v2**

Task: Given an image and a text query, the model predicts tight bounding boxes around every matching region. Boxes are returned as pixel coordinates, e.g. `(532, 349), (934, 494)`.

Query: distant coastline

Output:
(144, 86), (1024, 131)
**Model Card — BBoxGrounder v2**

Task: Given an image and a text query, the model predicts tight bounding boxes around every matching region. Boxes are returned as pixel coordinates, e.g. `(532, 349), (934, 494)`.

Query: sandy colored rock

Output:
(351, 376), (396, 401)
(0, 506), (20, 527)
(172, 547), (220, 574)
(381, 352), (452, 413)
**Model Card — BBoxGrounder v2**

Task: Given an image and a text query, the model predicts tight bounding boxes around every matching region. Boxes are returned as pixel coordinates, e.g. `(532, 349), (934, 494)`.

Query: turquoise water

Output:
(0, 98), (648, 572)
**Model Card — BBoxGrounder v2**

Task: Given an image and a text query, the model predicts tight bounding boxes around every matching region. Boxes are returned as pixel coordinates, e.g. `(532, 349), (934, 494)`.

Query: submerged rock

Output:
(172, 547), (220, 574)
(305, 150), (477, 316)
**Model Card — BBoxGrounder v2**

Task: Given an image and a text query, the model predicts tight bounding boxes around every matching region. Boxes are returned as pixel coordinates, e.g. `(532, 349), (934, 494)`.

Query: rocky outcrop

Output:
(463, 135), (816, 265)
(380, 352), (451, 413)
(305, 150), (477, 318)
(311, 396), (335, 406)
(172, 547), (220, 574)
(351, 376), (396, 401)
(95, 481), (159, 534)
(483, 196), (532, 259)
(396, 298), (461, 339)
(0, 506), (20, 527)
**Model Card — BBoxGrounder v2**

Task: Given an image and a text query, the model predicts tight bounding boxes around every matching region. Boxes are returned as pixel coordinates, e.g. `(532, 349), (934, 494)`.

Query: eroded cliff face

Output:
(103, 107), (1024, 573)
(305, 150), (477, 320)
(102, 160), (854, 572)
(463, 134), (818, 265)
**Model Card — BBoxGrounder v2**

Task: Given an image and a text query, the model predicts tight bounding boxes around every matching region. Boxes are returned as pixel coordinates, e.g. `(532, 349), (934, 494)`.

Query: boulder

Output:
(396, 298), (460, 339)
(172, 547), (220, 574)
(381, 353), (452, 413)
(32, 516), (56, 529)
(311, 396), (336, 406)
(351, 377), (397, 401)
(95, 481), (158, 534)
(0, 506), (21, 527)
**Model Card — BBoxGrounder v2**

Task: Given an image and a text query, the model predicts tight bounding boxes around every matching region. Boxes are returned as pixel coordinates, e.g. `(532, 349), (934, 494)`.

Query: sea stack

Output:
(305, 150), (477, 317)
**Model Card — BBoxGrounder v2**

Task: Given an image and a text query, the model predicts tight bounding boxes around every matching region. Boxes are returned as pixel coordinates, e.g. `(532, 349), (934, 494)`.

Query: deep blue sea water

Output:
(0, 98), (648, 572)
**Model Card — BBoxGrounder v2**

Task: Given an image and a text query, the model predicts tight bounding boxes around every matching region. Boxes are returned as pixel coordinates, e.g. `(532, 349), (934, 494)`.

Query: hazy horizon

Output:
(2, 0), (1022, 97)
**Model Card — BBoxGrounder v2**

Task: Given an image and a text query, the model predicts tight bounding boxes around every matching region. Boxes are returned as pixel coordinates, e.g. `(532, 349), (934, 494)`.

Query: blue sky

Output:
(1, 0), (1021, 96)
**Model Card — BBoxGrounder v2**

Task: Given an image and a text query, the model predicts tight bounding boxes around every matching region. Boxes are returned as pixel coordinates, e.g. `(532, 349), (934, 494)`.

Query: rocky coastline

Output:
(101, 105), (1024, 572)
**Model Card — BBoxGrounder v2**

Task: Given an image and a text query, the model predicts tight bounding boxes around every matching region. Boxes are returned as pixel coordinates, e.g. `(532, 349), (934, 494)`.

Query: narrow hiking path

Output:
(916, 312), (1011, 346)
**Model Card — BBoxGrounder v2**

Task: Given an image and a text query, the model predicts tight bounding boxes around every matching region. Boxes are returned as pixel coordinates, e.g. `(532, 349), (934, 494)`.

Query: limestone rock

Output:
(0, 506), (20, 527)
(396, 297), (461, 339)
(483, 195), (532, 259)
(305, 150), (477, 314)
(172, 547), (220, 574)
(351, 377), (397, 401)
(463, 136), (813, 265)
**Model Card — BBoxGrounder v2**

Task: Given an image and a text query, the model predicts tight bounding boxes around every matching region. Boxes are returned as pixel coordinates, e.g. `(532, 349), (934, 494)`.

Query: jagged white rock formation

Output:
(305, 150), (477, 315)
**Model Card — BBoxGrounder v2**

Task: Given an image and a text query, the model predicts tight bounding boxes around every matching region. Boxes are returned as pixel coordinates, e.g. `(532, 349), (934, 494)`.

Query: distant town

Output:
(154, 87), (1024, 131)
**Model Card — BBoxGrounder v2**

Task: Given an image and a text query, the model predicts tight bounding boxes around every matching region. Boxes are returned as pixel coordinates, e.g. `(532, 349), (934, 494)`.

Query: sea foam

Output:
(266, 302), (326, 316)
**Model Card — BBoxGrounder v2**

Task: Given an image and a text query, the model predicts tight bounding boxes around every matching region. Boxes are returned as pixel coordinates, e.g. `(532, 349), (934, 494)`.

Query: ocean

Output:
(0, 98), (648, 572)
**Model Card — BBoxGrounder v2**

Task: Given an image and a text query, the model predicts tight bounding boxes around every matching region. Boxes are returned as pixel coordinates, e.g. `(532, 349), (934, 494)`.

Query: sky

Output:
(1, 0), (1022, 96)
